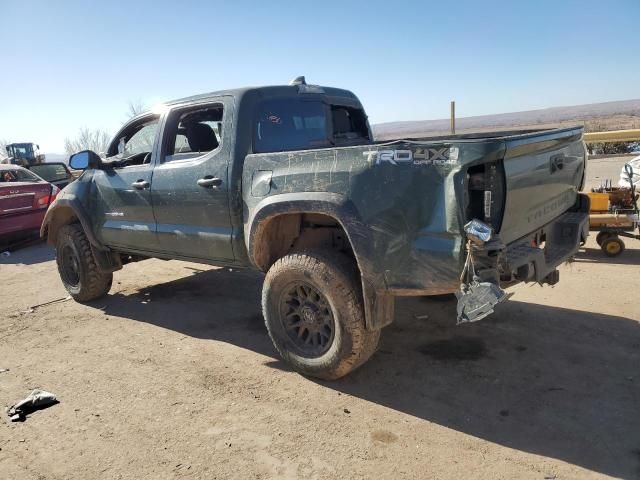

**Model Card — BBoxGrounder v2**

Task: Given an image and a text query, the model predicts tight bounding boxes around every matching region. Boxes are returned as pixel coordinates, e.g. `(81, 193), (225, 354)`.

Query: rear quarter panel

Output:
(243, 140), (505, 294)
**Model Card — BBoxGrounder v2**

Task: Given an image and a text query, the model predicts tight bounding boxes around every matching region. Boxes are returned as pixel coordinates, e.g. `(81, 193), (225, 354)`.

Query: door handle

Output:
(197, 176), (222, 188)
(131, 179), (150, 189)
(550, 155), (564, 174)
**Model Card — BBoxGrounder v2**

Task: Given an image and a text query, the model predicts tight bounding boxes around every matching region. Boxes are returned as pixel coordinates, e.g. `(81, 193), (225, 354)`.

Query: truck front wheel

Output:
(55, 224), (113, 302)
(262, 250), (379, 380)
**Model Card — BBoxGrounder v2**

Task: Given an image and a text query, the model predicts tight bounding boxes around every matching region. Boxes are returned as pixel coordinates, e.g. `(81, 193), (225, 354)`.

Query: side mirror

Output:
(69, 150), (102, 170)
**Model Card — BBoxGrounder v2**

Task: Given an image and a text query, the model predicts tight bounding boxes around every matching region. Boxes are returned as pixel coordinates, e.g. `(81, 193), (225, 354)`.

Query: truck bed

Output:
(243, 126), (587, 296)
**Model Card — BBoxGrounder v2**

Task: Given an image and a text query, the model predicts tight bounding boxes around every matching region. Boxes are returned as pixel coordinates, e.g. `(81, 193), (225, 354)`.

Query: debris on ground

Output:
(7, 389), (58, 422)
(0, 368), (9, 373)
(29, 296), (72, 310)
(1, 251), (10, 257)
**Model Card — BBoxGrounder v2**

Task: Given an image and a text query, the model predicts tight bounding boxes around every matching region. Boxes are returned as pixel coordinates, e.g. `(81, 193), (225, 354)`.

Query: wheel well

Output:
(252, 213), (355, 272)
(44, 206), (79, 245)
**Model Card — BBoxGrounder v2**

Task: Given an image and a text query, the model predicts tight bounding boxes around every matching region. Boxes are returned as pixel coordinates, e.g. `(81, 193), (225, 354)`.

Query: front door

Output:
(93, 114), (161, 251)
(150, 99), (235, 261)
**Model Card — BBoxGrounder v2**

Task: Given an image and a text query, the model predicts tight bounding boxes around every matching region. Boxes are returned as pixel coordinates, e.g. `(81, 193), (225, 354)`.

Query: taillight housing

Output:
(34, 185), (60, 208)
(466, 161), (506, 232)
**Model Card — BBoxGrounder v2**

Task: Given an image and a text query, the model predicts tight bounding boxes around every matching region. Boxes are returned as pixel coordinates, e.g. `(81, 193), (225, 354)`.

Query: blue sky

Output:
(1, 0), (638, 153)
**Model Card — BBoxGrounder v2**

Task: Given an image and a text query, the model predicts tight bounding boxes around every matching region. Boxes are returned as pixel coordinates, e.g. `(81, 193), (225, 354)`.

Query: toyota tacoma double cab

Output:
(42, 78), (589, 379)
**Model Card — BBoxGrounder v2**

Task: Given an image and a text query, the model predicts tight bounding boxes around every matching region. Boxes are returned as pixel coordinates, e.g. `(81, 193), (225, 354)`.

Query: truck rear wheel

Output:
(56, 224), (112, 302)
(262, 250), (379, 380)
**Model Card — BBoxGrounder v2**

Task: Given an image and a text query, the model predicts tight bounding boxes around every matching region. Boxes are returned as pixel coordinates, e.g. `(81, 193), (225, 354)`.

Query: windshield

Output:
(9, 144), (35, 160)
(0, 168), (42, 183)
(29, 164), (68, 183)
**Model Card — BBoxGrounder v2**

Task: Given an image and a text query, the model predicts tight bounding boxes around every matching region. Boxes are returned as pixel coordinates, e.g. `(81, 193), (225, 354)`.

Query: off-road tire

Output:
(56, 224), (113, 302)
(262, 250), (380, 380)
(601, 236), (625, 257)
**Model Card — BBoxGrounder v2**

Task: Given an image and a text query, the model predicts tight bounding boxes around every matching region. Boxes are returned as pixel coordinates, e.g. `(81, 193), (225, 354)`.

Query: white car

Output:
(619, 155), (640, 188)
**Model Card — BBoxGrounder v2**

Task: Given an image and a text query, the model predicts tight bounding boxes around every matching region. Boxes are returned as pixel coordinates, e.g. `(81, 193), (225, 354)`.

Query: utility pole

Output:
(450, 100), (456, 135)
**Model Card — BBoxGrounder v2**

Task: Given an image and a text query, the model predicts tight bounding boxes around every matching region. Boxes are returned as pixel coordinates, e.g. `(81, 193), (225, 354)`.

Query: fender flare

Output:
(41, 197), (105, 249)
(41, 198), (121, 272)
(246, 192), (394, 330)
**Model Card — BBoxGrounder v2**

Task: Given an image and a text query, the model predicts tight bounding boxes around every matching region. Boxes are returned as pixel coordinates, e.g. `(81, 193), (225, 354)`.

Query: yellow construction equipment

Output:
(587, 164), (639, 256)
(584, 129), (640, 143)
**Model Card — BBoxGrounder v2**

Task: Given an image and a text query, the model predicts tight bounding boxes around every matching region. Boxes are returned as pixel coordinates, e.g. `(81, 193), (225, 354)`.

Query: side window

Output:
(107, 115), (160, 167)
(254, 99), (329, 153)
(29, 164), (69, 183)
(0, 169), (40, 182)
(164, 105), (223, 162)
(123, 123), (158, 156)
(330, 106), (370, 144)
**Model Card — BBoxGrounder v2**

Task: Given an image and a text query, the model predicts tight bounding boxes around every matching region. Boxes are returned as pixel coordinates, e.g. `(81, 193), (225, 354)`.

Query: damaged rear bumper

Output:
(457, 194), (590, 323)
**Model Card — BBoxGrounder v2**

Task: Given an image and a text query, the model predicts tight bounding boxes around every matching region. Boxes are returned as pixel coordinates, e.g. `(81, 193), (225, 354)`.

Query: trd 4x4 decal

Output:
(363, 147), (458, 166)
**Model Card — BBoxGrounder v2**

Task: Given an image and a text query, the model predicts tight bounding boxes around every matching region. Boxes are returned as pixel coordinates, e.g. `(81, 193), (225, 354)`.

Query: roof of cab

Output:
(165, 84), (359, 107)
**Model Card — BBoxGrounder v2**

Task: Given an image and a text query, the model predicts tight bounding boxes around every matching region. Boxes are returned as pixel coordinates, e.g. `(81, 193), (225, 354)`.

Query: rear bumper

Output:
(502, 210), (589, 284)
(493, 194), (590, 285)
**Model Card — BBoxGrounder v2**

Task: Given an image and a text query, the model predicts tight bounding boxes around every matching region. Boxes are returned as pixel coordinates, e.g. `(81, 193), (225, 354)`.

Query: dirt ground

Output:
(1, 158), (638, 479)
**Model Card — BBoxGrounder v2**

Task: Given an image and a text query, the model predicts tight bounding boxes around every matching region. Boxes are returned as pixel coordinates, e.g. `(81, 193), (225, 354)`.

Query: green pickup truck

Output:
(42, 78), (589, 379)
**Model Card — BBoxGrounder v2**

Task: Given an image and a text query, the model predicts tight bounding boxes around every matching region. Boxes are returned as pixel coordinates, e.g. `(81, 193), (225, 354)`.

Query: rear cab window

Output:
(254, 97), (370, 154)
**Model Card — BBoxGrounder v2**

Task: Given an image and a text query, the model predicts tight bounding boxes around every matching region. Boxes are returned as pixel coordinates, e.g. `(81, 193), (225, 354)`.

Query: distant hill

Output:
(373, 98), (640, 140)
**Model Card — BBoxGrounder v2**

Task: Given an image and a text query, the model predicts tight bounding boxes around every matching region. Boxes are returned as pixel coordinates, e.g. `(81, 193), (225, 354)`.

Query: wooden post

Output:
(450, 101), (456, 135)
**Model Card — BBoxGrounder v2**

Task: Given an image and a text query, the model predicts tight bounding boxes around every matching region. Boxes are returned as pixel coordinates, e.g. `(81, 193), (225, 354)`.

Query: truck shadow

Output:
(94, 267), (640, 479)
(573, 245), (640, 265)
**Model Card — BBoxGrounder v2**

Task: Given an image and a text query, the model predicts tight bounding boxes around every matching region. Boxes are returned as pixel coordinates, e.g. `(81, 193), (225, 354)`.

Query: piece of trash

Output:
(7, 389), (58, 422)
(414, 314), (429, 320)
(1, 251), (10, 257)
(29, 296), (71, 310)
(343, 408), (351, 414)
(0, 368), (9, 373)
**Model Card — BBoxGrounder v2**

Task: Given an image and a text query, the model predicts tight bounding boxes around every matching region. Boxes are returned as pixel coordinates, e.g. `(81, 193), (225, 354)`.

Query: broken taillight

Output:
(466, 161), (506, 232)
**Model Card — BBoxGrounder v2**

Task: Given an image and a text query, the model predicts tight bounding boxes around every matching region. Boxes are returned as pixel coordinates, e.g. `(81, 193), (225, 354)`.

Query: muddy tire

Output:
(262, 250), (380, 380)
(56, 224), (112, 302)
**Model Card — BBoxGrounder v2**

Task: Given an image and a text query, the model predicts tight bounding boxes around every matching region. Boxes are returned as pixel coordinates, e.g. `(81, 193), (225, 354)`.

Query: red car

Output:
(0, 164), (59, 246)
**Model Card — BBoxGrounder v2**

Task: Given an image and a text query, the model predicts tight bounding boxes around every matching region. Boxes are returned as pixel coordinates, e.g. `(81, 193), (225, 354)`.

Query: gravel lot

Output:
(0, 157), (638, 479)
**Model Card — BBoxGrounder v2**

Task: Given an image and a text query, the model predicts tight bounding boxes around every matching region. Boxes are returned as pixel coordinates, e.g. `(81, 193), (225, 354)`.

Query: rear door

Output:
(92, 114), (161, 251)
(150, 99), (235, 261)
(28, 163), (73, 189)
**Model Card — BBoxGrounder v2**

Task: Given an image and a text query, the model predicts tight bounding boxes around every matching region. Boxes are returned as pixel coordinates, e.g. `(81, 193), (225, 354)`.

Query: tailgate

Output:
(498, 128), (585, 244)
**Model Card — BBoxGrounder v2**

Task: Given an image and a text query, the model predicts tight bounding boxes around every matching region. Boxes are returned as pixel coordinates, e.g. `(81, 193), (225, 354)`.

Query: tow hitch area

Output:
(456, 220), (508, 324)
